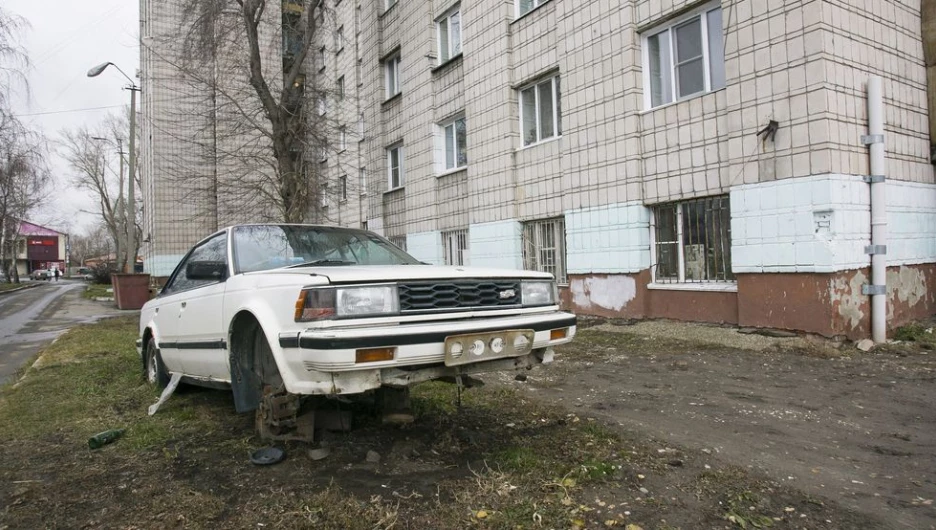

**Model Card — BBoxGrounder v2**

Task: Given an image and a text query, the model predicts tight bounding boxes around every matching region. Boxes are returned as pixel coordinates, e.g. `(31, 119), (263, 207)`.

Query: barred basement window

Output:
(388, 235), (407, 251)
(652, 195), (733, 284)
(523, 217), (567, 284)
(442, 229), (469, 266)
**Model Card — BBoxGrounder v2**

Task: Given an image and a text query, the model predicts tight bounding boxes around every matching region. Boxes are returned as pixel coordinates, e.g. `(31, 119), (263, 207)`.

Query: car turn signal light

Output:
(550, 328), (568, 341)
(295, 289), (337, 321)
(355, 347), (395, 363)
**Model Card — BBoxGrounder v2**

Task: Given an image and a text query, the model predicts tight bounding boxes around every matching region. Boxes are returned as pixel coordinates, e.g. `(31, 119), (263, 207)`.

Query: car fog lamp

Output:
(469, 339), (485, 356)
(450, 341), (464, 359)
(490, 337), (505, 354)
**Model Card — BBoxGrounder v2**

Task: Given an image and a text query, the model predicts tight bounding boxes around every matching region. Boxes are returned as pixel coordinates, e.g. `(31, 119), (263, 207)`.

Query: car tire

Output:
(145, 338), (170, 389)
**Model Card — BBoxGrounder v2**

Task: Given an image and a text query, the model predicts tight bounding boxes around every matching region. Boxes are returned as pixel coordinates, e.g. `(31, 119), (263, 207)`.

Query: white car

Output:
(137, 224), (576, 424)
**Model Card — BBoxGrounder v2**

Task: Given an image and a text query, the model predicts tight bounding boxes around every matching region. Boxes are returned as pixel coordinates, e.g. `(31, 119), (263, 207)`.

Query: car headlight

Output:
(295, 285), (399, 321)
(521, 280), (557, 306)
(336, 285), (399, 317)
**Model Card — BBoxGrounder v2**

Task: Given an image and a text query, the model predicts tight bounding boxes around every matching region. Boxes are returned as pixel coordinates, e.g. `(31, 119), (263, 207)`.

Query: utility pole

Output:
(127, 86), (139, 273)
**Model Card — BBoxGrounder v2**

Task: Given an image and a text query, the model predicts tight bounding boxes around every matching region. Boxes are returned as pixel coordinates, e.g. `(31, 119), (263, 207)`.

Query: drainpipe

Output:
(863, 76), (887, 343)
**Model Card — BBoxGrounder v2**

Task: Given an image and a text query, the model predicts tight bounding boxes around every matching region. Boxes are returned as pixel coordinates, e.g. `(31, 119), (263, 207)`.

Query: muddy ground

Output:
(509, 319), (936, 529)
(1, 316), (934, 529)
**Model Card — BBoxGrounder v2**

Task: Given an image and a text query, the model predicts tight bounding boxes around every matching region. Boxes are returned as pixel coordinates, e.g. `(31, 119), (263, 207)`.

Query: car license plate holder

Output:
(444, 329), (535, 367)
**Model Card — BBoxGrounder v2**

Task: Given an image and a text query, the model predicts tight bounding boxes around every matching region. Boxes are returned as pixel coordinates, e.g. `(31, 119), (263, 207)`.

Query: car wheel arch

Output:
(228, 310), (286, 413)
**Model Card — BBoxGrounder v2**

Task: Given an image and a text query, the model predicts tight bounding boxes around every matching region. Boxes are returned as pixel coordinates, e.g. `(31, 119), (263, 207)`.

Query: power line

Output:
(13, 105), (124, 117)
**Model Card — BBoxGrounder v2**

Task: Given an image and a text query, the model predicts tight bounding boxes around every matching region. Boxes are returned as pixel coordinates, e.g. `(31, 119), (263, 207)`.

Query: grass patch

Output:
(0, 318), (871, 529)
(893, 322), (935, 346)
(0, 282), (27, 293)
(82, 283), (113, 300)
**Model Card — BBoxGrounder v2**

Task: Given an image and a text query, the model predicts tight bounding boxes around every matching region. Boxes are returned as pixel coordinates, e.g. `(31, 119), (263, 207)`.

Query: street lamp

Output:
(87, 62), (139, 274)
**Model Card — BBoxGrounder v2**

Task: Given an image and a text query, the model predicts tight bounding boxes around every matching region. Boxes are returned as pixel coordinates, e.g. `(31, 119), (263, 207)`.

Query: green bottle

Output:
(88, 429), (125, 449)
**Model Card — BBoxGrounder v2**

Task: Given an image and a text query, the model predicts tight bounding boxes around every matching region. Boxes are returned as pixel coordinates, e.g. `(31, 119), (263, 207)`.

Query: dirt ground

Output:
(505, 318), (936, 529)
(1, 314), (934, 528)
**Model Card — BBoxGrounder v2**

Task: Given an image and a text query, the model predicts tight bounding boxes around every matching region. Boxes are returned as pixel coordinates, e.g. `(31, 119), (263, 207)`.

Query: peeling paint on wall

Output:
(829, 271), (866, 331)
(887, 266), (929, 321)
(570, 275), (637, 312)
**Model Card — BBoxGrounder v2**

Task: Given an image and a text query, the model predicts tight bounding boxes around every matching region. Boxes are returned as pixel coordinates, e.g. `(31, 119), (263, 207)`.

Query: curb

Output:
(0, 283), (40, 296)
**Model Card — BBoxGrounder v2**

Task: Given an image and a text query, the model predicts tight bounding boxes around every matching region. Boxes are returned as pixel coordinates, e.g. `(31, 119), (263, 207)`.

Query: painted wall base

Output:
(563, 264), (936, 339)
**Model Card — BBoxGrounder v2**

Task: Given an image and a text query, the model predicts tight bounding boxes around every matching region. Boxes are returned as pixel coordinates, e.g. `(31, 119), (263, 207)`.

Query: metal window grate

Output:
(522, 217), (567, 284)
(442, 229), (469, 266)
(653, 195), (733, 284)
(388, 235), (407, 251)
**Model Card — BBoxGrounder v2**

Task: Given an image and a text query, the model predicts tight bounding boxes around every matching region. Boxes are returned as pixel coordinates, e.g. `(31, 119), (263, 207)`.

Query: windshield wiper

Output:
(286, 259), (356, 268)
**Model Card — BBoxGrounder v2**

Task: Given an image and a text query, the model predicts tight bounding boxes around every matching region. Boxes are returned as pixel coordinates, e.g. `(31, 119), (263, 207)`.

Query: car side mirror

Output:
(186, 261), (228, 281)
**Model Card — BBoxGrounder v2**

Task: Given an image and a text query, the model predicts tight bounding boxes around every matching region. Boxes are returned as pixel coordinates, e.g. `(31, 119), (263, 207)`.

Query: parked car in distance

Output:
(137, 224), (576, 423)
(76, 266), (93, 280)
(30, 269), (51, 281)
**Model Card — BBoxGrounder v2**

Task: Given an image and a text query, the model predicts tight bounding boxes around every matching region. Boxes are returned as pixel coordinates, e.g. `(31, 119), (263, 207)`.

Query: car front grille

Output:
(398, 280), (521, 312)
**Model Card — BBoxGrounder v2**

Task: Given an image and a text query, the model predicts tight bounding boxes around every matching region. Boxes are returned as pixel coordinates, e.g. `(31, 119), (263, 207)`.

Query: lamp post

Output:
(87, 62), (139, 274)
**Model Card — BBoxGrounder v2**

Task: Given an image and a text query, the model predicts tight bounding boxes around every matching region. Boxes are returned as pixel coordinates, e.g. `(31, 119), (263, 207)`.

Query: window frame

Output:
(436, 6), (462, 64)
(385, 0), (398, 12)
(516, 0), (549, 19)
(641, 1), (725, 110)
(339, 127), (347, 152)
(518, 74), (561, 147)
(387, 144), (404, 190)
(440, 115), (467, 172)
(384, 53), (402, 99)
(649, 195), (734, 287)
(337, 75), (344, 100)
(522, 217), (567, 285)
(319, 46), (326, 72)
(339, 175), (348, 202)
(336, 25), (344, 53)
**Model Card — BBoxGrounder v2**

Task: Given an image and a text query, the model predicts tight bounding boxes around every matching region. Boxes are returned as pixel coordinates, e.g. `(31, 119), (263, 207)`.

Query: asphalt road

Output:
(0, 281), (126, 385)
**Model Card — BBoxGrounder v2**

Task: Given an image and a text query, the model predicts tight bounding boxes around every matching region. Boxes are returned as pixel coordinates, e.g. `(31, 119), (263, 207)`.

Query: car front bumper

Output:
(277, 311), (576, 395)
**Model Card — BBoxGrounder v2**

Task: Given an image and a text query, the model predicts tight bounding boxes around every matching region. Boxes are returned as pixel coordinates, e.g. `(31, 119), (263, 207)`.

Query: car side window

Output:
(163, 233), (229, 295)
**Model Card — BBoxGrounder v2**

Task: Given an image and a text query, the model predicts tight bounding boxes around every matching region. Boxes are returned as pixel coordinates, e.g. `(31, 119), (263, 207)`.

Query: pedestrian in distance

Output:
(53, 268), (60, 282)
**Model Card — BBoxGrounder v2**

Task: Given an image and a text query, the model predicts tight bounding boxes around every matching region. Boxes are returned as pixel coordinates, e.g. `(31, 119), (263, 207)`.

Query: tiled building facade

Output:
(140, 0), (936, 338)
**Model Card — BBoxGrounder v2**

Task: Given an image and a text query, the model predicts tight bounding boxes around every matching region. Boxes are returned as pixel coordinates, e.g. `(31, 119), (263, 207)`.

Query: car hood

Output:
(250, 265), (554, 284)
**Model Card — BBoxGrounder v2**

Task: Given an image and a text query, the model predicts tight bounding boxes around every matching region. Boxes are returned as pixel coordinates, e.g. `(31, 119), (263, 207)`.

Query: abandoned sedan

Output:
(137, 224), (576, 427)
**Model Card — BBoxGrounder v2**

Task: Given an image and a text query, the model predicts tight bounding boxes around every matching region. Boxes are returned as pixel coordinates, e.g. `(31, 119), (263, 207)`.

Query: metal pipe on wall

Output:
(866, 76), (887, 343)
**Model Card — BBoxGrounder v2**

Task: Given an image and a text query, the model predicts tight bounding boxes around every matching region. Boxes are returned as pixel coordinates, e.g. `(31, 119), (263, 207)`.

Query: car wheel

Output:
(145, 338), (170, 388)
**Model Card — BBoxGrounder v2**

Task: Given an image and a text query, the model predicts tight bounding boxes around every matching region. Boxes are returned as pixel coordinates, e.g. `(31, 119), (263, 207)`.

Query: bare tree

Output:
(0, 9), (48, 282)
(0, 112), (51, 282)
(162, 0), (338, 223)
(60, 114), (133, 273)
(69, 224), (114, 267)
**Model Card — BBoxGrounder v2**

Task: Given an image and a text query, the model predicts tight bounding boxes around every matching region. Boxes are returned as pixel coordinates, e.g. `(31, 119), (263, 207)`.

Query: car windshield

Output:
(232, 225), (420, 273)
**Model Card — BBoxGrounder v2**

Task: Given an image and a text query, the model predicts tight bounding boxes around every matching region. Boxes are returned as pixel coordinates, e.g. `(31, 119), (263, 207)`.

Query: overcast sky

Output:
(8, 0), (139, 235)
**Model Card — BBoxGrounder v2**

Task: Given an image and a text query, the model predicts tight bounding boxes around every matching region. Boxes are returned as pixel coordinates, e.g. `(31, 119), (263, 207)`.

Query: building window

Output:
(442, 229), (469, 266)
(337, 76), (344, 100)
(519, 74), (561, 146)
(385, 0), (398, 11)
(437, 7), (462, 63)
(317, 95), (326, 116)
(319, 46), (326, 71)
(336, 26), (344, 53)
(517, 0), (549, 18)
(643, 2), (725, 109)
(359, 167), (366, 195)
(358, 113), (365, 140)
(339, 175), (348, 202)
(652, 195), (733, 284)
(387, 144), (404, 189)
(339, 127), (347, 151)
(523, 217), (567, 284)
(389, 235), (407, 251)
(440, 116), (467, 171)
(384, 54), (401, 99)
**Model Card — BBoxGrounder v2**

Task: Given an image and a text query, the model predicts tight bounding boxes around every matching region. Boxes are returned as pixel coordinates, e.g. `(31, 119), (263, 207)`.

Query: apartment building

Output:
(140, 0), (936, 339)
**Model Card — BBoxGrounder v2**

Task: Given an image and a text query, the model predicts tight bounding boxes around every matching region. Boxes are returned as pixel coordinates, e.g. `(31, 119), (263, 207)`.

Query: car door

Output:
(172, 232), (231, 381)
